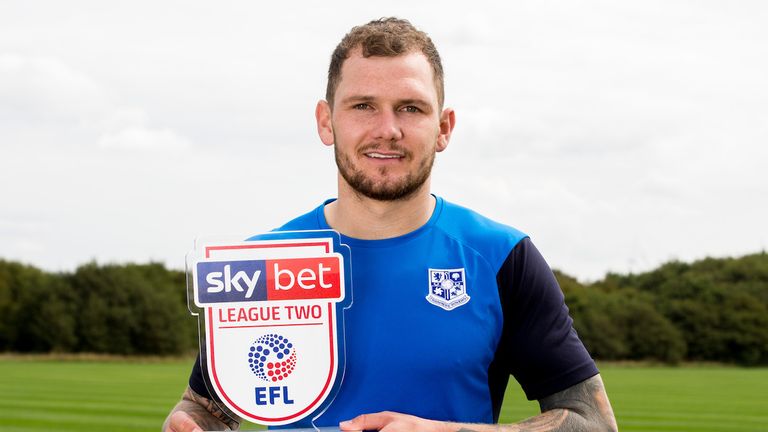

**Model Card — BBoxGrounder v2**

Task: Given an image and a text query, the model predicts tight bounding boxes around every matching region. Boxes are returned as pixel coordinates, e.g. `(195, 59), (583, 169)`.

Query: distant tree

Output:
(0, 260), (77, 352)
(69, 262), (196, 355)
(561, 281), (686, 364)
(621, 293), (686, 363)
(575, 252), (768, 365)
(562, 286), (631, 360)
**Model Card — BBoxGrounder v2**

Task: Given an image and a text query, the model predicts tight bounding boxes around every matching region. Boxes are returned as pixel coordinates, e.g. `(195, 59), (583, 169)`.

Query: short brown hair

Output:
(325, 17), (444, 109)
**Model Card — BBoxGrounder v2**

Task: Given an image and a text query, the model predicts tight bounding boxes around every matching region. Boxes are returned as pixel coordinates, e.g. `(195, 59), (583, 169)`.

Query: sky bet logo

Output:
(195, 256), (343, 304)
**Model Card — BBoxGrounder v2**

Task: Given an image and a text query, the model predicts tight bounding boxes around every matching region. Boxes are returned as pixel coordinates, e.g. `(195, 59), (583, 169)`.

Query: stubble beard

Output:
(334, 141), (435, 202)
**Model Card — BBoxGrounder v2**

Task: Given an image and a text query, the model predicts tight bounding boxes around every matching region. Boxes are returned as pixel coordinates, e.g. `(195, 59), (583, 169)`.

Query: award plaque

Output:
(187, 230), (352, 429)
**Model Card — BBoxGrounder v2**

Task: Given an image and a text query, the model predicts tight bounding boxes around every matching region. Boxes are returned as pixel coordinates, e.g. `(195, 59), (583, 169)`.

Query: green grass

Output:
(1, 358), (766, 431)
(500, 365), (768, 431)
(0, 357), (190, 432)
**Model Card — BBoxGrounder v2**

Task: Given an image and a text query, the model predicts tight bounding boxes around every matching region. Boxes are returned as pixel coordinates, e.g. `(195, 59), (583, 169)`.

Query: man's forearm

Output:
(453, 375), (617, 432)
(455, 409), (596, 432)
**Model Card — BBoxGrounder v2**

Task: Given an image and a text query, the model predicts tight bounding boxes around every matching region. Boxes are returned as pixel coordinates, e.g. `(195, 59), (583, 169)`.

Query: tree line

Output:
(558, 252), (768, 365)
(1, 252), (766, 364)
(0, 261), (197, 355)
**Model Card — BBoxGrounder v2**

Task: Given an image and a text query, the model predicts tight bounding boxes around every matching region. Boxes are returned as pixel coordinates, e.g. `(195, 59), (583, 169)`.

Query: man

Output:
(164, 18), (617, 432)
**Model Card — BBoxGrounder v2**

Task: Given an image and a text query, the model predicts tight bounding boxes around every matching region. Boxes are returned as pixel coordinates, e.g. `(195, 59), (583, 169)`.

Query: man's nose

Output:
(372, 110), (404, 141)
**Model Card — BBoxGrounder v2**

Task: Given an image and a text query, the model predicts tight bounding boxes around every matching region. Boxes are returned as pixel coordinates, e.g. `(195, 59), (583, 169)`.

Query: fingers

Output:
(167, 411), (204, 432)
(340, 411), (395, 431)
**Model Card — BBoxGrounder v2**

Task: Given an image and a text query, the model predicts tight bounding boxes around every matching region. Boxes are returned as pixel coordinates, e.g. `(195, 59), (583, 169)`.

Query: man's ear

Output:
(436, 107), (455, 152)
(316, 100), (334, 146)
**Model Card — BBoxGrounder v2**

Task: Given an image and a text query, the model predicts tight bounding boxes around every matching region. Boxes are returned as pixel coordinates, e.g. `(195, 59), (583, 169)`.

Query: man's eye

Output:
(353, 103), (370, 110)
(401, 106), (421, 113)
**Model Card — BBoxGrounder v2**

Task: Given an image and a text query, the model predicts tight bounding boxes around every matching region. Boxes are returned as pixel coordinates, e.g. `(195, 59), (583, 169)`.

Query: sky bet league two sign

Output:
(187, 231), (353, 427)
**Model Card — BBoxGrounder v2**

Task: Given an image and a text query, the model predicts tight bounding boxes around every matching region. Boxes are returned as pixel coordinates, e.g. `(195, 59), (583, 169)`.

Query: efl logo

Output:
(249, 333), (298, 407)
(195, 256), (343, 305)
(248, 333), (297, 383)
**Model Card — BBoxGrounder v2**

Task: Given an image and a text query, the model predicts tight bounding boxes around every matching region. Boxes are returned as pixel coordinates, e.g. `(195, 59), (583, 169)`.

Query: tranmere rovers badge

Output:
(426, 268), (470, 311)
(187, 230), (352, 427)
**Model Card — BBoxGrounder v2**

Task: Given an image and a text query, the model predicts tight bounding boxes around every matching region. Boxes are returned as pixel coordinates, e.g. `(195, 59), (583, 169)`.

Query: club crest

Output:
(426, 268), (470, 311)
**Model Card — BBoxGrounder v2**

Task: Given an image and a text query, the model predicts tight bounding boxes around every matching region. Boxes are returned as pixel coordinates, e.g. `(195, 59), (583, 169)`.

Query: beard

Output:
(334, 140), (435, 202)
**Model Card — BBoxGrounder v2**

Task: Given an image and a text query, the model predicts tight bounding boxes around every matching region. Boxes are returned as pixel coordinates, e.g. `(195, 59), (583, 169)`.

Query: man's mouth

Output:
(365, 152), (403, 159)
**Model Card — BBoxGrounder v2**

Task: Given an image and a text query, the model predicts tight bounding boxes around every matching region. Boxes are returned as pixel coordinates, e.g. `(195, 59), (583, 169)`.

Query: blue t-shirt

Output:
(190, 196), (597, 426)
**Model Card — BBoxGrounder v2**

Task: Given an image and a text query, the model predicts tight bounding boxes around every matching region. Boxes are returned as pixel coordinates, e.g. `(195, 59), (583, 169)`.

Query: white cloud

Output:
(98, 126), (190, 151)
(0, 53), (191, 152)
(0, 53), (105, 125)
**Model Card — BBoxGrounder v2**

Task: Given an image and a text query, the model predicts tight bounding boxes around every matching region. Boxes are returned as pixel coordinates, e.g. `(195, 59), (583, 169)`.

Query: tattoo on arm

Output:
(527, 374), (616, 432)
(452, 375), (616, 432)
(180, 386), (241, 430)
(540, 374), (601, 414)
(507, 409), (570, 432)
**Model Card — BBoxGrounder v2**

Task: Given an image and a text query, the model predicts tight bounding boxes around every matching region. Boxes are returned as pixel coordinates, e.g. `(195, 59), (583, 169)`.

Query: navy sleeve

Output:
(489, 237), (598, 409)
(188, 349), (223, 403)
(189, 354), (209, 398)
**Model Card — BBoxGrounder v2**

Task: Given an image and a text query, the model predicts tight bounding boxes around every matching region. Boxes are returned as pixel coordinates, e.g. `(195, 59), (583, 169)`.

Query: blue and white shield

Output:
(426, 268), (470, 311)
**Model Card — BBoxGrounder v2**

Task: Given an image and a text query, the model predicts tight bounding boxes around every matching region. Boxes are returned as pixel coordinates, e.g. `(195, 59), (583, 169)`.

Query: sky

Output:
(1, 1), (766, 281)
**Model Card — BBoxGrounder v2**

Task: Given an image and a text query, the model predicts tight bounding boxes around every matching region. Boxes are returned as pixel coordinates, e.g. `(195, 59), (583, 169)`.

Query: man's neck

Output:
(324, 183), (436, 240)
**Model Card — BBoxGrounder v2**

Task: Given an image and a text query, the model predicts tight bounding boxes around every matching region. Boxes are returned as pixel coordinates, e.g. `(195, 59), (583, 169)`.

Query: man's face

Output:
(317, 49), (453, 201)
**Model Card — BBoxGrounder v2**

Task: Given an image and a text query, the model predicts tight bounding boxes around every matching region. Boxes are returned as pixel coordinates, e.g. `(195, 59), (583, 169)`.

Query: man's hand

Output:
(338, 374), (617, 432)
(165, 411), (204, 432)
(340, 411), (451, 432)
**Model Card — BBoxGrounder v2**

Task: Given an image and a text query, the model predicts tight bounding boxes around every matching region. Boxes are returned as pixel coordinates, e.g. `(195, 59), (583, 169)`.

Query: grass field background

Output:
(1, 357), (766, 431)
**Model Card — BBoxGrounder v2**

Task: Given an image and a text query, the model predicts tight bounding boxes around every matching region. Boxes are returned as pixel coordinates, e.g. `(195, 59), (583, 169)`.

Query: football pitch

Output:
(0, 358), (766, 432)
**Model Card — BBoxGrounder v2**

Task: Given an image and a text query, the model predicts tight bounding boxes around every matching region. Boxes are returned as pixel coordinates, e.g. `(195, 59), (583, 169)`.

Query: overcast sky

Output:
(1, 1), (766, 280)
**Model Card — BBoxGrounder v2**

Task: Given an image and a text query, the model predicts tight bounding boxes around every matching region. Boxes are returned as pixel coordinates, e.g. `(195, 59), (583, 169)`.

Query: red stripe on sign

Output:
(218, 322), (324, 330)
(205, 242), (330, 258)
(266, 257), (342, 301)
